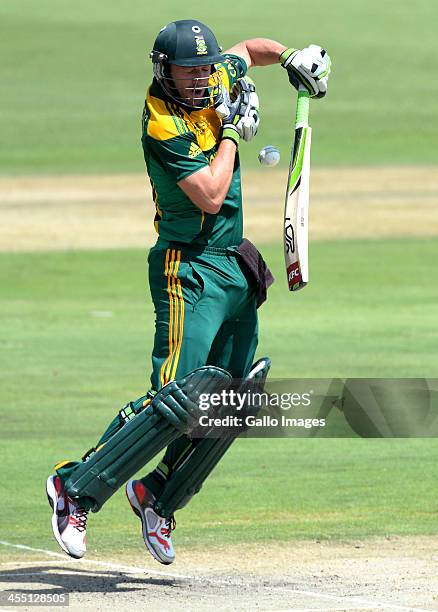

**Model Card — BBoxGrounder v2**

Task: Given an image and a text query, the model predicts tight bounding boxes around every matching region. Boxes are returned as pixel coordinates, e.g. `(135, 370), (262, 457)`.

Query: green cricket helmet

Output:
(150, 19), (225, 110)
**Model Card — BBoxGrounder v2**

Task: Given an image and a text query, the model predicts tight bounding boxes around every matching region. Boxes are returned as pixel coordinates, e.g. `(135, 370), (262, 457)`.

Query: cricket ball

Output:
(258, 145), (280, 167)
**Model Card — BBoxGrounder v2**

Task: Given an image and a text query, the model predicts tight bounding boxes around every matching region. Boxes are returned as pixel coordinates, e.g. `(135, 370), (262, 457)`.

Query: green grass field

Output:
(1, 0), (438, 174)
(1, 242), (437, 553)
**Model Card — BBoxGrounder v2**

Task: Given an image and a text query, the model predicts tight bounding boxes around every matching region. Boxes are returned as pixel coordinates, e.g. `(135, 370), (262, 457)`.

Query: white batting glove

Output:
(236, 77), (260, 141)
(280, 45), (331, 98)
(215, 77), (260, 143)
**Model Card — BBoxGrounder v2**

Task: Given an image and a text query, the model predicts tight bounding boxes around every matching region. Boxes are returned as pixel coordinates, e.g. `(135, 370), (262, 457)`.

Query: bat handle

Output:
(295, 87), (310, 127)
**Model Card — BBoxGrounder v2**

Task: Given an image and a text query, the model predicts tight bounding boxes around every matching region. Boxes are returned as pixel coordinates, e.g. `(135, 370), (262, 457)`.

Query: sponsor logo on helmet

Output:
(194, 33), (208, 56)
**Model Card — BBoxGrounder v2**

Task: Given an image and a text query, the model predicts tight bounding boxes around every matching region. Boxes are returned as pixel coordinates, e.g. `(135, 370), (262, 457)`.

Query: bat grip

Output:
(295, 87), (310, 126)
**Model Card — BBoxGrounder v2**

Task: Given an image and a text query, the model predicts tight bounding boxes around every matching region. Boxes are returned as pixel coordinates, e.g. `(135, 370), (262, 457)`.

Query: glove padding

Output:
(216, 76), (260, 144)
(281, 45), (331, 98)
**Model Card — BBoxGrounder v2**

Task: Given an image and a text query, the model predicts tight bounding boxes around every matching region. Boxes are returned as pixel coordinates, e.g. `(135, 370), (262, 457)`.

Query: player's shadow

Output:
(0, 565), (184, 595)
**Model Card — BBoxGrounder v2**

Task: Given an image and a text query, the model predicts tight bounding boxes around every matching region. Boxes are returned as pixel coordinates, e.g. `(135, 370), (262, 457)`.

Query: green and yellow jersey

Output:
(141, 54), (247, 248)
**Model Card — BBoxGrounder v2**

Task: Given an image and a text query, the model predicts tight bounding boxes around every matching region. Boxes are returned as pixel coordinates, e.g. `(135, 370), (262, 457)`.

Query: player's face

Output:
(169, 64), (212, 106)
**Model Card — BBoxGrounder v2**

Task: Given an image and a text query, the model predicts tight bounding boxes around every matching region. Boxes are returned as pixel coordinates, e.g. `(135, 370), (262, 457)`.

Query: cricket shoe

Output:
(126, 479), (175, 565)
(46, 475), (88, 559)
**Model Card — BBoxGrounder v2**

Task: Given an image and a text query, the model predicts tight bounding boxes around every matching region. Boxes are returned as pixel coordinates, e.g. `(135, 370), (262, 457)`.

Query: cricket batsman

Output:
(46, 20), (331, 565)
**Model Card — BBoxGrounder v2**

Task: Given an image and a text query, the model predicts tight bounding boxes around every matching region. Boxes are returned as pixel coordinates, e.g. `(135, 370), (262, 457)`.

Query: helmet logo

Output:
(194, 34), (208, 55)
(191, 26), (201, 33)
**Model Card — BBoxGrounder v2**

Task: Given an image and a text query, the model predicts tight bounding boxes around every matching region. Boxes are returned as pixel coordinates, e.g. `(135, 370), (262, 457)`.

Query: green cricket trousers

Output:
(149, 242), (258, 388)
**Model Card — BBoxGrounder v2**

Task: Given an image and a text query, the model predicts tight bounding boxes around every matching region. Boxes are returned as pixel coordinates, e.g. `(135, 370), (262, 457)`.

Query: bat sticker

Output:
(284, 219), (295, 254)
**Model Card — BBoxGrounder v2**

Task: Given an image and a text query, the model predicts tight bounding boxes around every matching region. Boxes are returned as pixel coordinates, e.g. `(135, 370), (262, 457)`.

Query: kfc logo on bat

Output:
(287, 263), (302, 286)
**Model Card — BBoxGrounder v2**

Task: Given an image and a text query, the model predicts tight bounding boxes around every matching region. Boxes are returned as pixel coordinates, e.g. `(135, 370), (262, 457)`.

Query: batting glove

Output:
(216, 77), (260, 145)
(280, 45), (331, 98)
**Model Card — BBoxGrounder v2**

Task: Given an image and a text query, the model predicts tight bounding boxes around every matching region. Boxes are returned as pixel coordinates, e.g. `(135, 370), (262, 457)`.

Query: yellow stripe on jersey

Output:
(165, 101), (188, 136)
(169, 101), (190, 135)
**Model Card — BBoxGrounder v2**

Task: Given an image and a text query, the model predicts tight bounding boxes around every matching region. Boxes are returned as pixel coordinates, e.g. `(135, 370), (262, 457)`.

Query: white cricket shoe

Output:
(126, 479), (175, 565)
(46, 475), (88, 559)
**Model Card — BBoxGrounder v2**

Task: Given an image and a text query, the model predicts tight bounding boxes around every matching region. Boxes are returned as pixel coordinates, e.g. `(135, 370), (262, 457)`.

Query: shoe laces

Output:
(69, 506), (88, 532)
(162, 515), (176, 538)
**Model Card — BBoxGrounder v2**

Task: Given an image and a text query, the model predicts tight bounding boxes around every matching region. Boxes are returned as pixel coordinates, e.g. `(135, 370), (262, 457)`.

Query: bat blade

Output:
(283, 90), (312, 291)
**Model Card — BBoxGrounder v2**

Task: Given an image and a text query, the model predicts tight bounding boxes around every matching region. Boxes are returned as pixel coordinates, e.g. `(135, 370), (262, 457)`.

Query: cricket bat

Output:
(283, 87), (312, 291)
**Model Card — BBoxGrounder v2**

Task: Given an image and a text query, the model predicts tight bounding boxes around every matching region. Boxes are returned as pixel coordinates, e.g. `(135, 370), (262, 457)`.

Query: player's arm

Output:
(226, 39), (286, 68)
(177, 139), (237, 214)
(226, 39), (331, 98)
